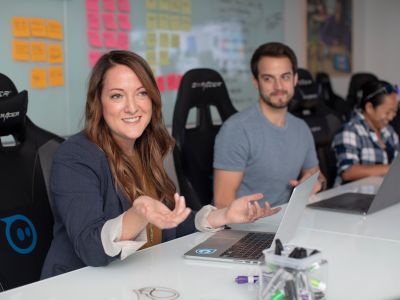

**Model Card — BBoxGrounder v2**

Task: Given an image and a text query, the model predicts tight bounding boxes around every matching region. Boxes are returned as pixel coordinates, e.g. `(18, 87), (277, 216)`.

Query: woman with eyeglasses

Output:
(332, 79), (399, 184)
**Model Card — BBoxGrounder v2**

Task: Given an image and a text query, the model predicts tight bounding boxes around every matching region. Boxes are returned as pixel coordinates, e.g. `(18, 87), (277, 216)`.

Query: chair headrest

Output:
(0, 73), (28, 137)
(347, 72), (378, 99)
(294, 68), (320, 109)
(176, 68), (230, 109)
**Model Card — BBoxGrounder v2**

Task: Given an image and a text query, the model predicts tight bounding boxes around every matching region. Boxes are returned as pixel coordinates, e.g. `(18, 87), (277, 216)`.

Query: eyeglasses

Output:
(365, 84), (398, 101)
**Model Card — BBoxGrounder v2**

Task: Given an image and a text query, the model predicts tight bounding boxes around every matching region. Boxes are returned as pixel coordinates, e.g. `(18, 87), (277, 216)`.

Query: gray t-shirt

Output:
(214, 103), (318, 206)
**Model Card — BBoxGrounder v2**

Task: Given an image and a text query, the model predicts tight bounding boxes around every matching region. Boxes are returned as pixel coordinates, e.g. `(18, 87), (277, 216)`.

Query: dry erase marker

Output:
(235, 275), (259, 284)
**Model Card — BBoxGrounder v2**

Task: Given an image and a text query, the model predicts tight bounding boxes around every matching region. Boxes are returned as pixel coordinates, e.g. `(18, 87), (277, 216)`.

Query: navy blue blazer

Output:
(41, 132), (196, 279)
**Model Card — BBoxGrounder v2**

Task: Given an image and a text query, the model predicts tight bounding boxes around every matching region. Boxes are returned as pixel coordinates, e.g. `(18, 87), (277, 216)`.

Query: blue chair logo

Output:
(1, 214), (37, 254)
(195, 248), (217, 255)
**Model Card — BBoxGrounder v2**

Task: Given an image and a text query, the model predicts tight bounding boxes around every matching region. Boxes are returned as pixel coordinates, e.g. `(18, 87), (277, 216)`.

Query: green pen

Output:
(310, 278), (327, 290)
(271, 290), (284, 300)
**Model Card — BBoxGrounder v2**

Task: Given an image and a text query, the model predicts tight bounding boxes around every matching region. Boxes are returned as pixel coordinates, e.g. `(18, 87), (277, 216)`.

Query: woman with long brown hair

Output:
(41, 50), (280, 279)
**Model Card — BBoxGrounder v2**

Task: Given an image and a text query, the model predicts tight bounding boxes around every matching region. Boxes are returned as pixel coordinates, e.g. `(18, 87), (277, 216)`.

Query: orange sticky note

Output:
(11, 17), (30, 37)
(31, 68), (47, 89)
(30, 18), (47, 37)
(31, 41), (47, 62)
(12, 39), (30, 61)
(47, 19), (64, 40)
(88, 31), (102, 48)
(118, 14), (131, 31)
(48, 66), (64, 86)
(117, 0), (131, 12)
(103, 13), (117, 30)
(47, 44), (64, 64)
(87, 12), (100, 30)
(103, 31), (116, 48)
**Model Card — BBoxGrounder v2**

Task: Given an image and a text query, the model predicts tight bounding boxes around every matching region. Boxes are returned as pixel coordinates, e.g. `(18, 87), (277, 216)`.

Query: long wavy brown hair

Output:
(85, 50), (176, 209)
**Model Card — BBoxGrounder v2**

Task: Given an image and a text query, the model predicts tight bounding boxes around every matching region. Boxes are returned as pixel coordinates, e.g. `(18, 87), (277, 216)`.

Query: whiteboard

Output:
(0, 0), (283, 136)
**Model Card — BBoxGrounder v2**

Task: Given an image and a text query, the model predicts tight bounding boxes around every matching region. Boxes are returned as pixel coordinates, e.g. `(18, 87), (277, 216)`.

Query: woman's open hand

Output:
(133, 193), (191, 229)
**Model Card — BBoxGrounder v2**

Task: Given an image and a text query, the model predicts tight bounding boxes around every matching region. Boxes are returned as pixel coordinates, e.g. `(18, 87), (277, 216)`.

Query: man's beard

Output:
(260, 89), (292, 109)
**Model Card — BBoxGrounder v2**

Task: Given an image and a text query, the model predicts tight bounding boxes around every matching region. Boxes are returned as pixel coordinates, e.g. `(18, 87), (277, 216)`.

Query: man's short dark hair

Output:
(250, 42), (298, 78)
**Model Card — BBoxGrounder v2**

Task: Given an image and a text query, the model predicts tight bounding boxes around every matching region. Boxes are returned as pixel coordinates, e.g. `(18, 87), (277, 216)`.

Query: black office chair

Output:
(0, 73), (64, 291)
(290, 69), (342, 188)
(172, 69), (237, 210)
(316, 72), (350, 121)
(346, 72), (378, 115)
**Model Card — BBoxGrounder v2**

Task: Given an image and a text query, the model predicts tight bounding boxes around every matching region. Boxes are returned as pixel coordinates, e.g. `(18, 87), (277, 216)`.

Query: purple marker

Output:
(235, 275), (259, 284)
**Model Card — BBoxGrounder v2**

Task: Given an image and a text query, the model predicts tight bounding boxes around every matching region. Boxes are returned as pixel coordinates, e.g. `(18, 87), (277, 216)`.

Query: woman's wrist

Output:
(207, 208), (227, 228)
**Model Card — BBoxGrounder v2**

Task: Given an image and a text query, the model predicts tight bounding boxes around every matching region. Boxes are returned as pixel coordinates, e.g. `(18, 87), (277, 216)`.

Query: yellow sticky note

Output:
(171, 34), (180, 48)
(31, 68), (47, 88)
(146, 50), (156, 65)
(146, 13), (157, 30)
(47, 19), (63, 40)
(48, 66), (64, 86)
(30, 18), (47, 37)
(169, 0), (180, 13)
(182, 0), (192, 15)
(170, 15), (180, 31)
(146, 0), (157, 10)
(159, 15), (169, 30)
(159, 0), (169, 11)
(12, 39), (30, 61)
(159, 33), (169, 48)
(47, 44), (64, 64)
(31, 41), (47, 62)
(146, 32), (156, 48)
(11, 17), (30, 37)
(159, 50), (169, 65)
(181, 16), (191, 31)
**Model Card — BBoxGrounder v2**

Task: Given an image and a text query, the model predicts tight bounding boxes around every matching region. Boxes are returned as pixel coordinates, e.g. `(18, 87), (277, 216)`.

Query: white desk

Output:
(2, 177), (400, 300)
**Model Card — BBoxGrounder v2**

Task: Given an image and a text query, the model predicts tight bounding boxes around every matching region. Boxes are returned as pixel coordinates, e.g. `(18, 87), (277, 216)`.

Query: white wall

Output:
(283, 0), (400, 98)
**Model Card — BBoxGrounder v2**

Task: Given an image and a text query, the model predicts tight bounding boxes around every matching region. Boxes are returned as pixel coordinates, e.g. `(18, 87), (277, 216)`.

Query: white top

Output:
(100, 205), (223, 260)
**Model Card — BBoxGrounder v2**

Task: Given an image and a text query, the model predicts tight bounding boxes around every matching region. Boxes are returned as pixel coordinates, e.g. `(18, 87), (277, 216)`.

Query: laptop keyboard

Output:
(219, 232), (274, 260)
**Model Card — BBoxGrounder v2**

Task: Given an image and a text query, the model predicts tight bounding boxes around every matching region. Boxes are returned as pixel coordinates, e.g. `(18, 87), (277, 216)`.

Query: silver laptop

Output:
(308, 155), (400, 215)
(184, 172), (319, 264)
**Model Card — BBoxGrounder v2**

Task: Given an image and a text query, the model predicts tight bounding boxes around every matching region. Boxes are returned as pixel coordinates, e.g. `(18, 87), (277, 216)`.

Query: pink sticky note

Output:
(86, 0), (99, 11)
(102, 13), (117, 30)
(87, 12), (100, 30)
(103, 31), (117, 48)
(89, 50), (103, 67)
(103, 0), (116, 11)
(117, 0), (131, 12)
(167, 73), (183, 91)
(118, 14), (131, 31)
(117, 32), (129, 50)
(156, 76), (166, 93)
(87, 31), (102, 48)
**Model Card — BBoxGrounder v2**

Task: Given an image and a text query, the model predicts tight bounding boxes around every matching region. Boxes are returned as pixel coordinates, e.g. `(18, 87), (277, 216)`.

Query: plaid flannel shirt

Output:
(332, 112), (399, 183)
